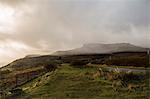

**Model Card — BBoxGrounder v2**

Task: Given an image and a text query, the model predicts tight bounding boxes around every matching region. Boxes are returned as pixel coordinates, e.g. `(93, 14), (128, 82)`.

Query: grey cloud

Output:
(0, 0), (149, 65)
(0, 0), (149, 52)
(0, 0), (25, 6)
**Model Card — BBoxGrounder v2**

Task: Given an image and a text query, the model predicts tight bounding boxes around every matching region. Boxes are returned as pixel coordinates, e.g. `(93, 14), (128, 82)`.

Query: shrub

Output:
(105, 56), (148, 67)
(91, 59), (105, 64)
(110, 72), (146, 87)
(44, 63), (57, 72)
(0, 69), (11, 75)
(120, 73), (146, 84)
(10, 88), (24, 96)
(70, 60), (89, 68)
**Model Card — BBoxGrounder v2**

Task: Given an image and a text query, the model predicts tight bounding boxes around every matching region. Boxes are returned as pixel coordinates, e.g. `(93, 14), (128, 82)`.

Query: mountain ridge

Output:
(53, 43), (148, 55)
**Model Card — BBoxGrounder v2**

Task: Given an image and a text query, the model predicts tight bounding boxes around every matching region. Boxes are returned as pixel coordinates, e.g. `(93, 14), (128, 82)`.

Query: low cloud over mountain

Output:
(53, 43), (148, 55)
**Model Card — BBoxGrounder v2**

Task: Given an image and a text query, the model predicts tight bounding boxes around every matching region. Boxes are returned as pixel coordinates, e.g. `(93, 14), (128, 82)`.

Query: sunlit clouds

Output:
(0, 4), (16, 33)
(0, 40), (29, 65)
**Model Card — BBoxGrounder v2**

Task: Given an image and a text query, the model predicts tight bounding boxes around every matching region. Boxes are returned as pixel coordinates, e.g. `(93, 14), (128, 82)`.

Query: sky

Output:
(0, 0), (149, 66)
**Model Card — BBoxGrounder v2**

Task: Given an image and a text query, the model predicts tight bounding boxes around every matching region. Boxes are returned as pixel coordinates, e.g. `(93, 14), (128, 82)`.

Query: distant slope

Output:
(24, 54), (42, 58)
(53, 43), (147, 55)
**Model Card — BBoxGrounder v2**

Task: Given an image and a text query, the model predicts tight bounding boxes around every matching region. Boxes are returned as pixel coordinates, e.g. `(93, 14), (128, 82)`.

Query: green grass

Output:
(6, 64), (149, 99)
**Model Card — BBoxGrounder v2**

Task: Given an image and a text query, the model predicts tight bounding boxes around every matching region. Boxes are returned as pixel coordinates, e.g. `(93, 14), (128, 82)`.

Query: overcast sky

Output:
(0, 0), (149, 66)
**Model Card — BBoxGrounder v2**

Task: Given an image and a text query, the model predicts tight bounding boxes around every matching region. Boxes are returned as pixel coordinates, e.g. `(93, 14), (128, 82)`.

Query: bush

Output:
(0, 69), (11, 74)
(70, 60), (89, 68)
(110, 72), (146, 86)
(91, 59), (105, 64)
(120, 73), (146, 84)
(44, 63), (57, 72)
(10, 88), (24, 96)
(105, 56), (148, 67)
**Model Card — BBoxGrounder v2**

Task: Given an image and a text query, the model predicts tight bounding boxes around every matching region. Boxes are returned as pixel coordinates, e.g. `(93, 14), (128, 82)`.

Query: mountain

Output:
(53, 43), (148, 55)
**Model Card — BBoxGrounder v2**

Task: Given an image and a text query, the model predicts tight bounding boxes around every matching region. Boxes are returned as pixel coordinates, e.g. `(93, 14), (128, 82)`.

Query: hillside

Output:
(5, 64), (149, 99)
(0, 53), (149, 98)
(53, 43), (147, 55)
(0, 43), (149, 98)
(1, 55), (61, 70)
(0, 55), (61, 97)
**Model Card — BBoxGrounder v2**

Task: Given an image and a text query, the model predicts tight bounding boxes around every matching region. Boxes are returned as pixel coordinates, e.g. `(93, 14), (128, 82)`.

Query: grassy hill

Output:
(6, 64), (149, 99)
(0, 55), (60, 98)
(0, 51), (149, 99)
